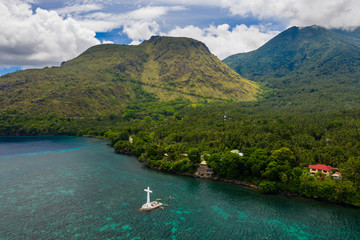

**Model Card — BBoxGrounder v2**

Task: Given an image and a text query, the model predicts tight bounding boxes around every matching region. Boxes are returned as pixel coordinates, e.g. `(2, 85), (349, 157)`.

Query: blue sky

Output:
(1, 0), (359, 75)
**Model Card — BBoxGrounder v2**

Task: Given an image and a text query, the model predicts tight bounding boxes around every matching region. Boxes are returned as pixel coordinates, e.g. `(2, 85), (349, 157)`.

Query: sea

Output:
(0, 137), (359, 239)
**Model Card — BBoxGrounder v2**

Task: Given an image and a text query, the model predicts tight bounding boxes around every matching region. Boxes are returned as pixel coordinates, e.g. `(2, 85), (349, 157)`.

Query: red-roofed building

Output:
(308, 164), (333, 177)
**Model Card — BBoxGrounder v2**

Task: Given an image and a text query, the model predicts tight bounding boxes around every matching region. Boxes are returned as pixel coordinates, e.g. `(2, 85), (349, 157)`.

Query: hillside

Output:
(0, 36), (258, 116)
(223, 26), (360, 111)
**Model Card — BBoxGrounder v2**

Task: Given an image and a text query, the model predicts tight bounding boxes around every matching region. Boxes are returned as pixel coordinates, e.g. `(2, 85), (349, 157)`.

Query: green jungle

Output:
(1, 26), (360, 207)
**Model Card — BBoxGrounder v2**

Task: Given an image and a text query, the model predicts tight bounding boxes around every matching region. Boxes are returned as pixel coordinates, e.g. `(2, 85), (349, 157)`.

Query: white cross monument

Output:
(144, 187), (152, 207)
(140, 186), (162, 211)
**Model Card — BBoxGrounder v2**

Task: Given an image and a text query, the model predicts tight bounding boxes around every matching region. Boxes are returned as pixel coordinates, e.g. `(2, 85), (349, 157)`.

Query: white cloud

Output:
(0, 0), (100, 68)
(102, 40), (114, 44)
(166, 24), (278, 59)
(128, 6), (185, 20)
(124, 21), (160, 44)
(74, 5), (185, 32)
(146, 0), (220, 7)
(76, 17), (123, 32)
(57, 0), (360, 30)
(221, 0), (360, 29)
(73, 5), (186, 44)
(5, 0), (359, 70)
(56, 3), (103, 16)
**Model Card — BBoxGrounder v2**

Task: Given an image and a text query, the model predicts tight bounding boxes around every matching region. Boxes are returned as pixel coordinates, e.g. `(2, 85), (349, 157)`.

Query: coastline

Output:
(140, 159), (360, 208)
(140, 155), (260, 190)
(109, 148), (263, 192)
(112, 147), (360, 208)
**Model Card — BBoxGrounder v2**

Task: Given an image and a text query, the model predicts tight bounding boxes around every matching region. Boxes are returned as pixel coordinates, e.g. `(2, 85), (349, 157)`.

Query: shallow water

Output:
(0, 137), (360, 239)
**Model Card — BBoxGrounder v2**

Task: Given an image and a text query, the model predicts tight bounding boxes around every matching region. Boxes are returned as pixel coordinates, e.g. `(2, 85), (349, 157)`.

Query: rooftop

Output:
(308, 164), (333, 171)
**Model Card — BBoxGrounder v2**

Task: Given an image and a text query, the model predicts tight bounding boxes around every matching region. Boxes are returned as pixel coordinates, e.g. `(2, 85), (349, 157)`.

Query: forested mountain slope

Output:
(224, 26), (360, 111)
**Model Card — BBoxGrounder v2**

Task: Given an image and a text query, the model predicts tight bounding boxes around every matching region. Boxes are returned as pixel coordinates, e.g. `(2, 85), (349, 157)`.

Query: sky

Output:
(1, 0), (360, 75)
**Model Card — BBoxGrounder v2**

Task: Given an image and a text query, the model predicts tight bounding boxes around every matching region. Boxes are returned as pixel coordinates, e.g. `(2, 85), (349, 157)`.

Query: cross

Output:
(144, 187), (152, 204)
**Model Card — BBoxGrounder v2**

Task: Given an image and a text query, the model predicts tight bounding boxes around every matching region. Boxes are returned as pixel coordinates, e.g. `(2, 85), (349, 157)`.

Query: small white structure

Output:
(230, 149), (244, 157)
(139, 187), (162, 211)
(332, 172), (342, 180)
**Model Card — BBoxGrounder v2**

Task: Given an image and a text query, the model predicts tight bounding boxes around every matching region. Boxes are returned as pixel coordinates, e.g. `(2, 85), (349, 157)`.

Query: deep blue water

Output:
(0, 137), (360, 240)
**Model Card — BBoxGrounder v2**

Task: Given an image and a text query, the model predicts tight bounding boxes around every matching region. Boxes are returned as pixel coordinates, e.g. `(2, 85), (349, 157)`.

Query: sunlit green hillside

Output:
(0, 36), (258, 116)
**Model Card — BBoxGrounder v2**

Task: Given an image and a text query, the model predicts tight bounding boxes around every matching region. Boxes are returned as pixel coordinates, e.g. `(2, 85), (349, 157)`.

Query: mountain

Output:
(0, 36), (258, 116)
(223, 26), (360, 111)
(334, 27), (360, 39)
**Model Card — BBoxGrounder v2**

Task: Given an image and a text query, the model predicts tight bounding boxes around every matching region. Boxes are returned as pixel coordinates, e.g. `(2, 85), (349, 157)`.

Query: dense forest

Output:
(1, 97), (360, 207)
(109, 100), (360, 207)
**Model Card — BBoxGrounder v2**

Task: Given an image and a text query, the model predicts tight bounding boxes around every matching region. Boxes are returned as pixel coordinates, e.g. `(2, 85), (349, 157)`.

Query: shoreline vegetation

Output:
(110, 144), (360, 209)
(114, 144), (360, 208)
(117, 148), (360, 208)
(141, 159), (314, 200)
(141, 158), (259, 189)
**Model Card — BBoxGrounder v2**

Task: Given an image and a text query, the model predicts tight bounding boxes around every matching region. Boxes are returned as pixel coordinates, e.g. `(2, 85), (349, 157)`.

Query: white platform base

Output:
(139, 201), (163, 211)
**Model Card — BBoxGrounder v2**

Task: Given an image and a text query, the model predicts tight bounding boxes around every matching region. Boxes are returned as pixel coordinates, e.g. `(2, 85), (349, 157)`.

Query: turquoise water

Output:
(1, 137), (360, 239)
